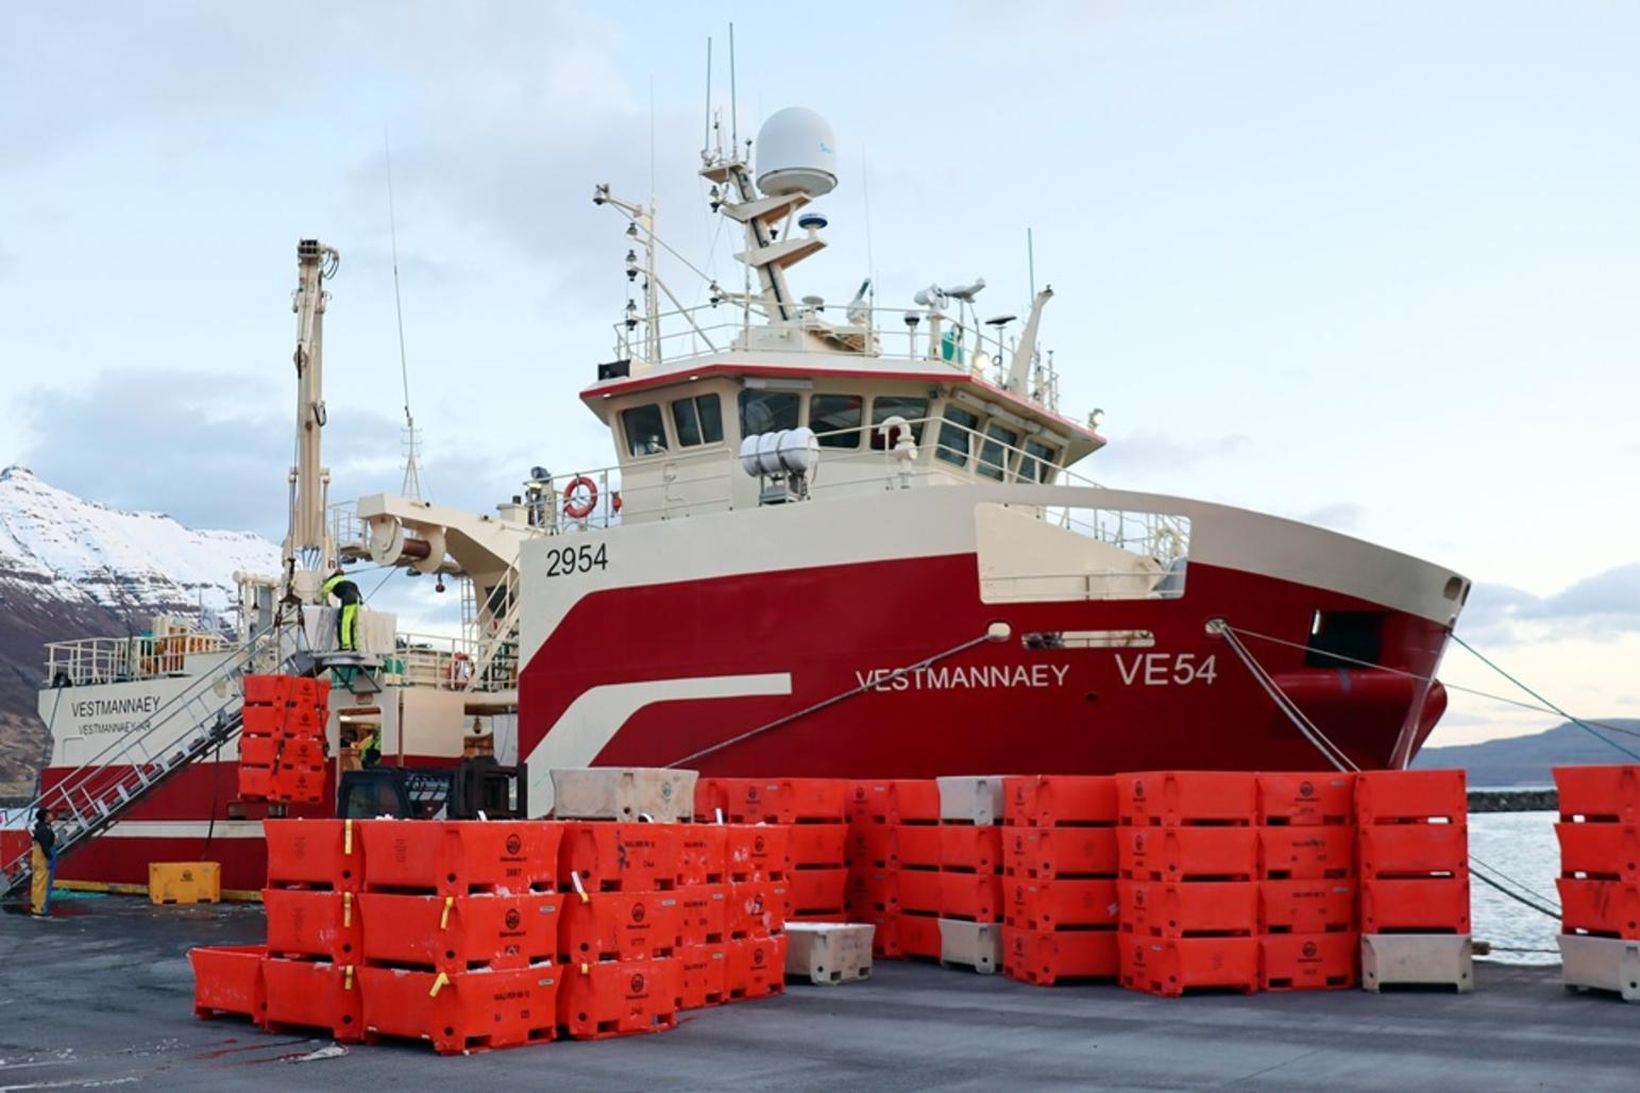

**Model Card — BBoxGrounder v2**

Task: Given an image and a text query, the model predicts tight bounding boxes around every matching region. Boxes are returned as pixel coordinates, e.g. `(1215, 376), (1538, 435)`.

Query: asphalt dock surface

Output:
(1, 897), (1635, 1091)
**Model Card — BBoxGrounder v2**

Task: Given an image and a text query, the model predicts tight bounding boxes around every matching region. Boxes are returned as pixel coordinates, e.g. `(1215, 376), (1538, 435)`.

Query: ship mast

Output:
(284, 238), (340, 604)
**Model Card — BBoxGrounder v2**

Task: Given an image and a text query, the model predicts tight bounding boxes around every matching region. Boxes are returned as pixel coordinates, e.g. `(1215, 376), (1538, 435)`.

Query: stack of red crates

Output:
(1000, 775), (1121, 985)
(843, 780), (897, 956)
(1357, 770), (1470, 937)
(556, 820), (683, 1038)
(1256, 773), (1359, 990)
(933, 777), (1006, 937)
(721, 821), (790, 1001)
(1117, 772), (1261, 996)
(239, 674), (329, 804)
(255, 818), (365, 1042)
(675, 824), (730, 1010)
(357, 819), (562, 1052)
(1555, 765), (1640, 943)
(698, 778), (848, 922)
(884, 780), (946, 959)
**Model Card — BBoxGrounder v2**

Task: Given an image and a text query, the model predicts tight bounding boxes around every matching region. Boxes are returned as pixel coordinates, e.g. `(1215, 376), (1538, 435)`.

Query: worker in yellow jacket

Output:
(321, 568), (363, 652)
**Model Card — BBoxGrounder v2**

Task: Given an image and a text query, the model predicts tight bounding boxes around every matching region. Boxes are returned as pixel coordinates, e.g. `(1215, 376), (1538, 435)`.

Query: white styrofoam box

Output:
(785, 922), (874, 984)
(1360, 933), (1473, 993)
(939, 918), (1002, 975)
(550, 767), (698, 822)
(937, 776), (1007, 826)
(1560, 934), (1640, 1002)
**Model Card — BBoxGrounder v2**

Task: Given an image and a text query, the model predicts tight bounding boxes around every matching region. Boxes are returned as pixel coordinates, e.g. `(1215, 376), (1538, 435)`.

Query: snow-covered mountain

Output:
(0, 466), (280, 794)
(0, 465), (279, 617)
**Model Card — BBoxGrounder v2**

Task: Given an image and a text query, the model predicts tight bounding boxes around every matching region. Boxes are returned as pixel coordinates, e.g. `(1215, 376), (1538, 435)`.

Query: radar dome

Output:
(756, 107), (838, 198)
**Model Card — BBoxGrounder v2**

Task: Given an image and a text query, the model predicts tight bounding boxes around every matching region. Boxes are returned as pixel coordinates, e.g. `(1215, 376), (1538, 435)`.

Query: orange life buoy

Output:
(447, 652), (472, 687)
(611, 490), (623, 513)
(563, 475), (598, 520)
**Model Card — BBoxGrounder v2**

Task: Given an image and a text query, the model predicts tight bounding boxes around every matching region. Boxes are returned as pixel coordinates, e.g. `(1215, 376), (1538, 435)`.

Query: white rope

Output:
(1209, 620), (1358, 772)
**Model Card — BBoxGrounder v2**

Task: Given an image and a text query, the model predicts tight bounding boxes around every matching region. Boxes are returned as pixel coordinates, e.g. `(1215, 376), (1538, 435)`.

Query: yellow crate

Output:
(149, 861), (221, 905)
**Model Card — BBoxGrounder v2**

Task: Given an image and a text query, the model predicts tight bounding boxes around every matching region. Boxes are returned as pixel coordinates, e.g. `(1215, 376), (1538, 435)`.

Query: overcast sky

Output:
(1, 1), (1636, 747)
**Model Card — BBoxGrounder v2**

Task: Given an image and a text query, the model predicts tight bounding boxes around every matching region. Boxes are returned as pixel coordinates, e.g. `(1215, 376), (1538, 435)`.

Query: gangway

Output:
(463, 563), (522, 692)
(0, 628), (320, 901)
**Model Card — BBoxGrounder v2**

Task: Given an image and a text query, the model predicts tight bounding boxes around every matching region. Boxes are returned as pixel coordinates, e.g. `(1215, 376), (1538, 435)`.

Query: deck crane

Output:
(284, 239), (341, 609)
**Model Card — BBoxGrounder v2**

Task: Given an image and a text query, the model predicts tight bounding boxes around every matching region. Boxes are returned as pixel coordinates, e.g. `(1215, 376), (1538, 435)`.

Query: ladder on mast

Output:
(0, 628), (318, 901)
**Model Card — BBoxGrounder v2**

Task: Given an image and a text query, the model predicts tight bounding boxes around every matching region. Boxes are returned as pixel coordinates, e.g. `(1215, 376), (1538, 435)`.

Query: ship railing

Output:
(43, 631), (232, 688)
(980, 569), (1185, 603)
(521, 416), (1189, 564)
(384, 631), (496, 691)
(612, 303), (1060, 410)
(802, 416), (1191, 565)
(330, 501), (368, 558)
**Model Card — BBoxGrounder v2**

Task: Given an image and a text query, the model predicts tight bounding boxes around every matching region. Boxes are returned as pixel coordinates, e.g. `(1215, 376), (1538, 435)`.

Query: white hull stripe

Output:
(70, 820), (267, 839)
(522, 672), (793, 810)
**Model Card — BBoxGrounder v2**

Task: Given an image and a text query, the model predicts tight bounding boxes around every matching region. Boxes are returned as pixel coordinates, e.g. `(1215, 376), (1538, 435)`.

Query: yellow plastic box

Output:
(149, 862), (221, 905)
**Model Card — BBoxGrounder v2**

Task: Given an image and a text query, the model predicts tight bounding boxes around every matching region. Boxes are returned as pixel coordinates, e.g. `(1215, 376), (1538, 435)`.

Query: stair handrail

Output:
(2, 624), (291, 894)
(463, 565), (523, 692)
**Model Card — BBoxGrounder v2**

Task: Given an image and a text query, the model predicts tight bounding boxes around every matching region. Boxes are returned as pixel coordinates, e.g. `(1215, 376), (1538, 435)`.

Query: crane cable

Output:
(1210, 619), (1563, 921)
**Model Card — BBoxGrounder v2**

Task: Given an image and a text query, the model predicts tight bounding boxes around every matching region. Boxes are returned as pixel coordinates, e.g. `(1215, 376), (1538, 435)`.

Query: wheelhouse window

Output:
(869, 396), (929, 450)
(738, 390), (800, 435)
(671, 393), (723, 447)
(620, 403), (667, 457)
(809, 394), (863, 449)
(977, 424), (1019, 481)
(1021, 439), (1058, 483)
(936, 406), (979, 466)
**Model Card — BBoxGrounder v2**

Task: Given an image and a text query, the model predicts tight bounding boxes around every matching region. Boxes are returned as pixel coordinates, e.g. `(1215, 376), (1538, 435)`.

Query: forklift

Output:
(336, 758), (528, 820)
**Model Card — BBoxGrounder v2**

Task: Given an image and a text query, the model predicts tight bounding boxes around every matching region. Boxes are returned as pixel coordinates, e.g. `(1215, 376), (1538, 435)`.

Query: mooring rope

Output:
(666, 630), (998, 769)
(1210, 618), (1564, 921)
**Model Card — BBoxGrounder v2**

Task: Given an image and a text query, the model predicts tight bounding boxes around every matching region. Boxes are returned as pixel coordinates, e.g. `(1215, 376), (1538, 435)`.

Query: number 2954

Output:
(545, 544), (608, 576)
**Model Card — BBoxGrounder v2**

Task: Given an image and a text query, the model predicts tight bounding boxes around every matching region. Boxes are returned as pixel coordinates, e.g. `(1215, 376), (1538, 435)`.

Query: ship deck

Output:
(0, 897), (1633, 1091)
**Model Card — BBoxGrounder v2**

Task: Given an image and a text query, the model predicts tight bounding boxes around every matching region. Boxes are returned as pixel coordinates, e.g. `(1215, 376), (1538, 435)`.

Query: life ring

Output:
(447, 652), (473, 687)
(611, 490), (623, 513)
(563, 476), (598, 520)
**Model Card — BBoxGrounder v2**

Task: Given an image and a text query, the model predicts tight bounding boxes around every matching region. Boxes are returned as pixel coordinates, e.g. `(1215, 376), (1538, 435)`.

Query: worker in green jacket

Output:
(321, 568), (363, 652)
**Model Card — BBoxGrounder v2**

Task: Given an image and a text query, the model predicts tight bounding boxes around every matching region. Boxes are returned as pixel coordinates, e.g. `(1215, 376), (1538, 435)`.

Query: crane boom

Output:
(284, 238), (340, 604)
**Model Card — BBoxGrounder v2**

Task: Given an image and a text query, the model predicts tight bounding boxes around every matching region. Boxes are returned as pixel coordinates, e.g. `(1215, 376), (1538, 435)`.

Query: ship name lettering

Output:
(69, 695), (163, 720)
(853, 664), (1069, 692)
(1114, 653), (1217, 687)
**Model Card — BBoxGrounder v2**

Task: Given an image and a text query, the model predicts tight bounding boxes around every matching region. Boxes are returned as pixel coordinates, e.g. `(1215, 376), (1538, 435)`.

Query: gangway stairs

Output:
(463, 563), (522, 692)
(0, 628), (317, 901)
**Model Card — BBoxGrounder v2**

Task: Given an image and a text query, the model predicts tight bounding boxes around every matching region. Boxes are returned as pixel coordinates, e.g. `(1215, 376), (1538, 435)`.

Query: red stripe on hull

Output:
(519, 554), (1450, 777)
(58, 833), (269, 893)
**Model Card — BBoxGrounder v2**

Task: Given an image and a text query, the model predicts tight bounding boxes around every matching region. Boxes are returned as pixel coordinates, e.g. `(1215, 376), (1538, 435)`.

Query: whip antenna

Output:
(385, 130), (423, 500)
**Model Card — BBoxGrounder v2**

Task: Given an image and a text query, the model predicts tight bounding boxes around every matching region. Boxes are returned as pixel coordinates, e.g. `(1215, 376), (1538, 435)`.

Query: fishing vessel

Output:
(7, 106), (1469, 896)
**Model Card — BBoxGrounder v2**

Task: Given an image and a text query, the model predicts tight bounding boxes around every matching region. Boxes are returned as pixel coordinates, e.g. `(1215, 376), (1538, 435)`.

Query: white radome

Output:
(756, 107), (838, 198)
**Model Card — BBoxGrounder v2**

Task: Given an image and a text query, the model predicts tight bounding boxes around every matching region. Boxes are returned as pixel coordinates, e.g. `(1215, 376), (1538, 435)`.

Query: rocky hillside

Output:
(0, 466), (279, 794)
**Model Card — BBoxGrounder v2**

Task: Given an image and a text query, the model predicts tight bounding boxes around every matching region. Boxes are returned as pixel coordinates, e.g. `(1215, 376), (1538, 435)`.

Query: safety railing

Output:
(487, 415), (1189, 563)
(458, 565), (524, 693)
(44, 631), (231, 687)
(385, 631), (487, 692)
(980, 569), (1184, 603)
(611, 302), (1061, 411)
(331, 502), (368, 558)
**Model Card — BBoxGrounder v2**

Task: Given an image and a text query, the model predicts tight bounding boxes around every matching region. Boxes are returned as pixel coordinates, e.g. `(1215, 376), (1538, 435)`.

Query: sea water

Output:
(1468, 810), (1561, 965)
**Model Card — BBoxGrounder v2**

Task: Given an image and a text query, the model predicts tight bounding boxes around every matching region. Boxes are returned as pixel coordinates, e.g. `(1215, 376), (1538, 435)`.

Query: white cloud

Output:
(15, 368), (532, 541)
(1460, 565), (1640, 645)
(1300, 502), (1365, 531)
